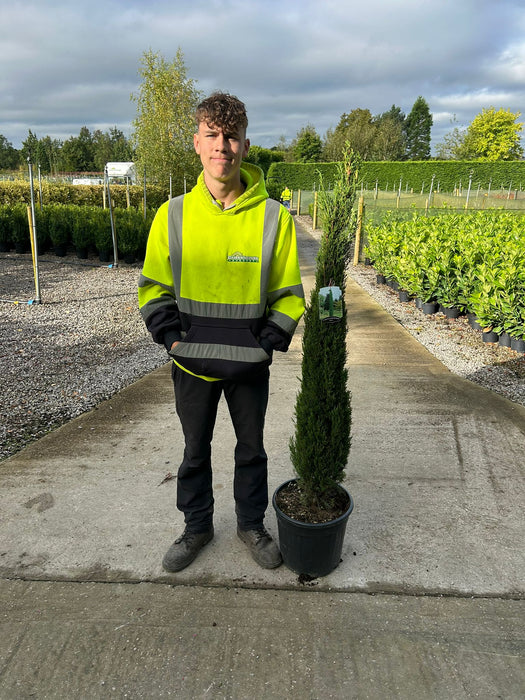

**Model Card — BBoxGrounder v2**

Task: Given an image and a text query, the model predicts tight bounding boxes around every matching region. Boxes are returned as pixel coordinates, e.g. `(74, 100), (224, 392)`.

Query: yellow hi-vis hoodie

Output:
(138, 163), (305, 381)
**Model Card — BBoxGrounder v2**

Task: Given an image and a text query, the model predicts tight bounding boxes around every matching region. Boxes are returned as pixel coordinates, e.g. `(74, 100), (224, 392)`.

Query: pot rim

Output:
(272, 478), (354, 529)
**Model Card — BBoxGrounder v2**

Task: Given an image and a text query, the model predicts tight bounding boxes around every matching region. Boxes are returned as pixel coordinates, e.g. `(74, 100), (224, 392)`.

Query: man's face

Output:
(194, 121), (250, 188)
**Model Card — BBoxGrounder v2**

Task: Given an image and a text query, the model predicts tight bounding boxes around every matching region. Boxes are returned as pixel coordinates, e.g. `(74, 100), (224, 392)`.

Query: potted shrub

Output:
(92, 208), (113, 262)
(0, 206), (12, 252)
(10, 204), (30, 254)
(272, 147), (357, 577)
(71, 207), (94, 259)
(115, 207), (139, 264)
(34, 206), (51, 253)
(48, 204), (71, 256)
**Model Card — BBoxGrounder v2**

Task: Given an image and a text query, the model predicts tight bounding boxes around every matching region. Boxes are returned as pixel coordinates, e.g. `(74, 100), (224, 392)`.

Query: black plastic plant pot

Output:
(482, 330), (499, 343)
(511, 337), (525, 353)
(499, 332), (511, 348)
(443, 306), (461, 319)
(422, 301), (439, 315)
(272, 479), (354, 578)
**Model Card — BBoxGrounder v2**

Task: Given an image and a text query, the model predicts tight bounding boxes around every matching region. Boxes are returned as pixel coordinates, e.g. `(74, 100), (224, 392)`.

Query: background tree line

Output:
(0, 126), (134, 175)
(0, 48), (522, 188)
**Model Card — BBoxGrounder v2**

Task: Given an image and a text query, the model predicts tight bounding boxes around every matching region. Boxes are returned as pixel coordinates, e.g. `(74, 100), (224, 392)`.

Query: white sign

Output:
(105, 162), (136, 183)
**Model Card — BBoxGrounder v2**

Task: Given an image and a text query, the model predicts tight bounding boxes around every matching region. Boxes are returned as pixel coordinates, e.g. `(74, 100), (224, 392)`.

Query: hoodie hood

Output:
(194, 162), (268, 214)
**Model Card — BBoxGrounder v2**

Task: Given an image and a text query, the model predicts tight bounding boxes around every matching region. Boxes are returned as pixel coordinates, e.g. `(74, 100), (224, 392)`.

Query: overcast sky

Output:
(1, 0), (524, 154)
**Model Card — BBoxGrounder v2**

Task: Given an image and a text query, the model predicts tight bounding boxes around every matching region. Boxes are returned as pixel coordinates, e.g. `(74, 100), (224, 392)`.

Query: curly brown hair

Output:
(195, 92), (248, 132)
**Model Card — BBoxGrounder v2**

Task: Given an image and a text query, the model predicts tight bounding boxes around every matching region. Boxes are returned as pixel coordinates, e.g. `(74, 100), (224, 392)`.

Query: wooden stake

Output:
(353, 196), (365, 266)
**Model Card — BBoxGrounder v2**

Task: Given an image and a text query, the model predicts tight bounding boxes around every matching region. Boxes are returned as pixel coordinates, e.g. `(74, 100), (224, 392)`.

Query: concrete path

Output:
(1, 219), (524, 698)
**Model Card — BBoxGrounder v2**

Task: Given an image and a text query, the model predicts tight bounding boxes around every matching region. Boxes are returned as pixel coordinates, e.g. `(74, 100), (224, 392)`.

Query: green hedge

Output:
(0, 180), (168, 209)
(267, 161), (525, 197)
(365, 210), (525, 339)
(0, 203), (156, 261)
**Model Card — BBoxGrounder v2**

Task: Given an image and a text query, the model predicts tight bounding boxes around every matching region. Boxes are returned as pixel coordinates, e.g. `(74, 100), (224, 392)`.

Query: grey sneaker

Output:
(237, 526), (282, 569)
(162, 528), (214, 572)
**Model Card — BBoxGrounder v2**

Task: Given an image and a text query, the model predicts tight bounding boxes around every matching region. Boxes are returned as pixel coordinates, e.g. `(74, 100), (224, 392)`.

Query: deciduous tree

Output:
(131, 48), (202, 191)
(0, 134), (21, 170)
(460, 107), (523, 161)
(323, 109), (378, 161)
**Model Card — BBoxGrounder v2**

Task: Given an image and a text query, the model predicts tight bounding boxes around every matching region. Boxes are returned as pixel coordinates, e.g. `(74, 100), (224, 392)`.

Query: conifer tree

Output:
(404, 96), (433, 160)
(289, 146), (359, 509)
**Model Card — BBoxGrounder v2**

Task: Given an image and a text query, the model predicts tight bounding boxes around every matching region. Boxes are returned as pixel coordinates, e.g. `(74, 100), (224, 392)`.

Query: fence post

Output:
(38, 164), (43, 211)
(105, 166), (119, 268)
(27, 159), (41, 304)
(312, 191), (318, 229)
(297, 189), (301, 216)
(353, 196), (365, 266)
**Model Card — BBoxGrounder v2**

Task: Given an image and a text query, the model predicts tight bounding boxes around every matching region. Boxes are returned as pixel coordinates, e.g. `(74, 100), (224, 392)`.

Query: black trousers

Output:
(172, 364), (270, 533)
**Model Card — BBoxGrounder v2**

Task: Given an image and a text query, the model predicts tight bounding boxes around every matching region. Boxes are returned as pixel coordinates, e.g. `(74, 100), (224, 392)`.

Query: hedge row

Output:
(267, 161), (525, 196)
(0, 203), (156, 262)
(0, 180), (168, 209)
(365, 210), (525, 340)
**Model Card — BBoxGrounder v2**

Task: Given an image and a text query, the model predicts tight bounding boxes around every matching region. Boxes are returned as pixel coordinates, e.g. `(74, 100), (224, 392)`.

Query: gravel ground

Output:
(0, 252), (166, 461)
(1, 220), (524, 462)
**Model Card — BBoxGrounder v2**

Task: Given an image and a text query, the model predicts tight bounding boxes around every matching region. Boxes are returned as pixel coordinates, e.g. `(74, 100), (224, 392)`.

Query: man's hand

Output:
(171, 341), (180, 350)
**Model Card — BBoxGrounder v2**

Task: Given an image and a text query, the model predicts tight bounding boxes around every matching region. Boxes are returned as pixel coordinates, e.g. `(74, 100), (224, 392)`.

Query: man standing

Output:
(280, 185), (292, 210)
(139, 92), (305, 572)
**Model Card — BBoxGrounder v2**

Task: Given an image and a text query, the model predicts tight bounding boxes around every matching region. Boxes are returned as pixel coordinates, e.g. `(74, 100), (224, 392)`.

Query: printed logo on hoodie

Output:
(227, 251), (259, 263)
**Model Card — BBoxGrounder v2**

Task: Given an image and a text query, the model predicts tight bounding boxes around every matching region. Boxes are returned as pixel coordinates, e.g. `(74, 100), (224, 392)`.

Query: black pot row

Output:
(375, 273), (525, 354)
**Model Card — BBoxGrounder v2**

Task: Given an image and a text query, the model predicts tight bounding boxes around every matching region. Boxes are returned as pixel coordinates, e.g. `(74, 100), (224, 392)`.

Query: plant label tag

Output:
(319, 286), (343, 323)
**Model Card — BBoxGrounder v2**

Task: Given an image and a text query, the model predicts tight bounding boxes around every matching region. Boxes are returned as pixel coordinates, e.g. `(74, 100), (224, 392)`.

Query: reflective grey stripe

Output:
(167, 196), (281, 319)
(139, 295), (176, 322)
(267, 283), (305, 305)
(138, 273), (175, 295)
(174, 299), (262, 320)
(172, 342), (269, 364)
(260, 199), (281, 298)
(266, 308), (301, 336)
(167, 195), (184, 302)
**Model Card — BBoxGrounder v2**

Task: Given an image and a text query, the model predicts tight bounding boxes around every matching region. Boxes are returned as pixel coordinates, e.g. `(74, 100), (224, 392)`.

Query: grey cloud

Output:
(0, 0), (523, 153)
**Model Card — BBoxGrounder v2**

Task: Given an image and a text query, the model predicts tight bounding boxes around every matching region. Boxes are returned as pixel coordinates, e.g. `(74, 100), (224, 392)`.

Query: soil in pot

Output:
(275, 479), (349, 524)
